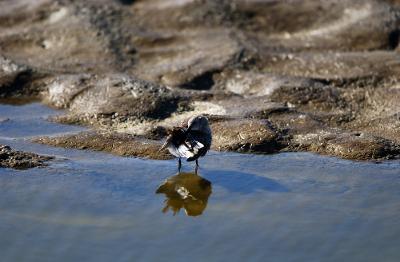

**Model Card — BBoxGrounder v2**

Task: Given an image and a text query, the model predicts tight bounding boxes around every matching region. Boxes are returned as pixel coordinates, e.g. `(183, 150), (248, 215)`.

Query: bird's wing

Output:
(189, 140), (204, 151)
(187, 134), (204, 150)
(176, 143), (195, 158)
(173, 140), (204, 158)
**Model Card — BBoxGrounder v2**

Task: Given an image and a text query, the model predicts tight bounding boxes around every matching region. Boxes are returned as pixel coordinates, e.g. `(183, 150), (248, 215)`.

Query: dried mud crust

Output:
(1, 0), (400, 161)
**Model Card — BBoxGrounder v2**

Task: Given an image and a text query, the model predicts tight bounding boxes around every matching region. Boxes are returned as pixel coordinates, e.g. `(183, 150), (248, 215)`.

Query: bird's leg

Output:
(195, 159), (199, 174)
(178, 158), (182, 173)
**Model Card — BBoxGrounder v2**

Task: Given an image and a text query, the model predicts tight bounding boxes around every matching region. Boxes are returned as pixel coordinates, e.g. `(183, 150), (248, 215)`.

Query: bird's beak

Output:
(159, 141), (168, 151)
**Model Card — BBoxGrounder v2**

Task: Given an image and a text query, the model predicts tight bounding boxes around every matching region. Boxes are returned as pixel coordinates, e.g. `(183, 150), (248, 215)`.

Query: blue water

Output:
(0, 103), (399, 262)
(0, 102), (84, 138)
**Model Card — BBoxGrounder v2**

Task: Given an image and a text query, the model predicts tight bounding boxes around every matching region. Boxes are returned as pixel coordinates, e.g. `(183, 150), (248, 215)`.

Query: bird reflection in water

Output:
(156, 172), (212, 216)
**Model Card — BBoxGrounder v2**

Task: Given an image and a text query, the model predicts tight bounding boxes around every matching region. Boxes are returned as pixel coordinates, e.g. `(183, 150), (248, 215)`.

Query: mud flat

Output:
(1, 0), (400, 160)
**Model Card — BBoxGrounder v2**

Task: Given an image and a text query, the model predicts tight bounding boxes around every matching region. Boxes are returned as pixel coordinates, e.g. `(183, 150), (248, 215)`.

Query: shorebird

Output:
(160, 115), (212, 172)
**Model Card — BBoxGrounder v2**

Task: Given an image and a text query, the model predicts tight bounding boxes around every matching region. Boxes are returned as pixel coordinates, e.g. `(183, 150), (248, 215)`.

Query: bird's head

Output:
(187, 115), (211, 134)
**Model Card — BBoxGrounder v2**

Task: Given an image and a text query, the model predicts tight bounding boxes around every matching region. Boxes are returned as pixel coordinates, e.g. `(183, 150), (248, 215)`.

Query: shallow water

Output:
(0, 103), (400, 262)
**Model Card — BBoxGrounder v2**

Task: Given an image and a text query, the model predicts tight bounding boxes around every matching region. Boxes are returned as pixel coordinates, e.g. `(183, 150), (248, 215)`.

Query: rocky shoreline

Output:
(0, 145), (52, 169)
(1, 0), (400, 163)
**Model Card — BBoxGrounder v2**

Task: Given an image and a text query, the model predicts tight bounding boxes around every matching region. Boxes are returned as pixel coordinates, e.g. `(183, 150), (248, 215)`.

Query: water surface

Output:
(0, 103), (399, 262)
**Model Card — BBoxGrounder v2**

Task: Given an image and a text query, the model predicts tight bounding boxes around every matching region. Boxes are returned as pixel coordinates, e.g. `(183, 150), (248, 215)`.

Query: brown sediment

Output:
(1, 0), (400, 161)
(33, 132), (173, 160)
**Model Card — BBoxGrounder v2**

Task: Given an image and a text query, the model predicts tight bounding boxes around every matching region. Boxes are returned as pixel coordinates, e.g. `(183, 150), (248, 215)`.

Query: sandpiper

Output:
(160, 115), (212, 172)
